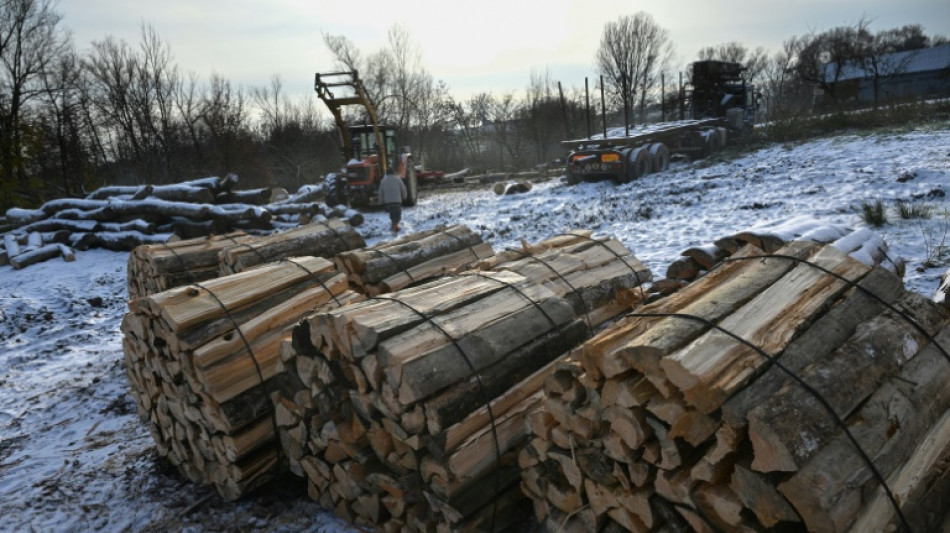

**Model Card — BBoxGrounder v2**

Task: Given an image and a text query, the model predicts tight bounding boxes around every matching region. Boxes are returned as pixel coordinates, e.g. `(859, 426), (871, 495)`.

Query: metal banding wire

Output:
(626, 310), (913, 533)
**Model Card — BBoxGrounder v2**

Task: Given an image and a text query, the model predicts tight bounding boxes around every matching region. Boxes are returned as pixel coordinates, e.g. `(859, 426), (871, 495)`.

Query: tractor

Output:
(315, 71), (419, 208)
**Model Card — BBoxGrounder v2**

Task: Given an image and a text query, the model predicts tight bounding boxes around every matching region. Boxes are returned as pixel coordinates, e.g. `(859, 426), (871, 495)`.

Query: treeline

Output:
(1, 2), (946, 211)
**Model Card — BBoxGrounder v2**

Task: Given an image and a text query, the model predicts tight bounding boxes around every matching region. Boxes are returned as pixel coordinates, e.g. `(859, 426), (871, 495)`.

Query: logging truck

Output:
(563, 60), (756, 185)
(315, 71), (419, 208)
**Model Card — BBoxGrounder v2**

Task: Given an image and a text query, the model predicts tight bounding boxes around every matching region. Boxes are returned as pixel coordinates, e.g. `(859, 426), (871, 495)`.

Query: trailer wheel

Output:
(402, 161), (418, 207)
(649, 143), (670, 173)
(325, 173), (347, 207)
(618, 146), (650, 184)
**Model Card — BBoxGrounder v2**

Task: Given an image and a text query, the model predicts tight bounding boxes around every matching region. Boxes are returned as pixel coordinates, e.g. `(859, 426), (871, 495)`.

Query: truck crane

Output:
(315, 70), (419, 207)
(563, 60), (756, 185)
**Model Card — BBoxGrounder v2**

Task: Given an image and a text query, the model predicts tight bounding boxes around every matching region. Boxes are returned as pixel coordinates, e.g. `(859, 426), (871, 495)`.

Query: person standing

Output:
(378, 171), (407, 232)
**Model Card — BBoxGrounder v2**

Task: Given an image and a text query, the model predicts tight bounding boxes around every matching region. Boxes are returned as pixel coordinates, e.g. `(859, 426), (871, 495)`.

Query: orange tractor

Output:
(315, 71), (419, 208)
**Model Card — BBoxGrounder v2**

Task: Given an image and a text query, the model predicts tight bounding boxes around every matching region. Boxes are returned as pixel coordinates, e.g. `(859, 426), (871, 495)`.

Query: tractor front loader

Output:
(315, 70), (418, 208)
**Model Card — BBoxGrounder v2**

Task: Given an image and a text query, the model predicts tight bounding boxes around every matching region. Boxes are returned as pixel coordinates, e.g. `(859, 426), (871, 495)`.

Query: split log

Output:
(218, 218), (365, 275)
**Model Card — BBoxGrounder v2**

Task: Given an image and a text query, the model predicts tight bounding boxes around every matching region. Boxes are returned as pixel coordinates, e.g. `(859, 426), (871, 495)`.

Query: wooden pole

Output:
(557, 81), (571, 141)
(585, 77), (592, 139)
(623, 73), (630, 137)
(600, 75), (607, 139)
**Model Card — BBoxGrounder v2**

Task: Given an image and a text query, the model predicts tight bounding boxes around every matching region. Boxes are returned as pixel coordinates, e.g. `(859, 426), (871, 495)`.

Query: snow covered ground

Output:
(1, 125), (949, 532)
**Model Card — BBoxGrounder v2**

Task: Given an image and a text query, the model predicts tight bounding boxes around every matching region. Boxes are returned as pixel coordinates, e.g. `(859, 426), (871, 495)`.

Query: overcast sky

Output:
(59, 0), (950, 101)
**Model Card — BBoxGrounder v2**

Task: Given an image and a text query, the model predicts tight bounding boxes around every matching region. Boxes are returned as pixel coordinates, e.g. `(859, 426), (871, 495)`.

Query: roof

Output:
(826, 44), (950, 81)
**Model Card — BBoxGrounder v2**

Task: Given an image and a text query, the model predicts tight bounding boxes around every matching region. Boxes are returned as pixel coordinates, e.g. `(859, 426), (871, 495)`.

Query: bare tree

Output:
(596, 12), (675, 123)
(0, 0), (67, 206)
(697, 41), (769, 85)
(789, 18), (872, 106)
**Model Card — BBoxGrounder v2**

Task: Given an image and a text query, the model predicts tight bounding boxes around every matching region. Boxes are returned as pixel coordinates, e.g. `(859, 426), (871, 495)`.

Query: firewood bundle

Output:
(127, 231), (258, 300)
(481, 230), (652, 328)
(219, 218), (366, 275)
(272, 232), (654, 531)
(121, 256), (362, 501)
(664, 217), (904, 284)
(520, 240), (950, 532)
(333, 225), (494, 296)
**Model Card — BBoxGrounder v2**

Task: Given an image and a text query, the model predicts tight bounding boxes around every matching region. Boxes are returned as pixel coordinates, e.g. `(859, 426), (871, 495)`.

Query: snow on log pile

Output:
(662, 216), (904, 285)
(121, 257), (362, 501)
(519, 239), (950, 532)
(332, 225), (495, 296)
(271, 232), (652, 531)
(1, 174), (357, 269)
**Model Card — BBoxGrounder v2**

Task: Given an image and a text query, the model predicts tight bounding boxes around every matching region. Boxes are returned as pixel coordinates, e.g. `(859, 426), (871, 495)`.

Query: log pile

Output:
(2, 175), (355, 269)
(121, 256), (362, 501)
(519, 240), (950, 532)
(333, 225), (494, 296)
(219, 218), (366, 275)
(272, 233), (653, 531)
(1, 230), (76, 269)
(662, 216), (904, 286)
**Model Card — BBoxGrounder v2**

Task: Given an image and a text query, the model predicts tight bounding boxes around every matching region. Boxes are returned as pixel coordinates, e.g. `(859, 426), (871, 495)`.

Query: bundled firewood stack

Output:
(272, 233), (654, 531)
(663, 216), (904, 286)
(519, 240), (950, 532)
(126, 231), (258, 300)
(333, 225), (495, 296)
(121, 256), (362, 501)
(480, 230), (652, 328)
(2, 175), (355, 268)
(219, 218), (366, 275)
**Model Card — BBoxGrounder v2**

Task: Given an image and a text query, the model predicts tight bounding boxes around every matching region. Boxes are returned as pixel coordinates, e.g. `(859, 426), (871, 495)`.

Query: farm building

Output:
(820, 44), (950, 105)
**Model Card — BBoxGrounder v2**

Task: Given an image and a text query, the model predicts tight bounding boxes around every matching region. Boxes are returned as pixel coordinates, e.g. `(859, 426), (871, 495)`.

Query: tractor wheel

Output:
(617, 146), (650, 184)
(403, 161), (419, 207)
(324, 173), (347, 207)
(649, 143), (670, 173)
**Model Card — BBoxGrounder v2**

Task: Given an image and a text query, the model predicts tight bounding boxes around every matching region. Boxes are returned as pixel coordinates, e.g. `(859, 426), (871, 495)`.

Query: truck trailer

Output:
(563, 60), (755, 185)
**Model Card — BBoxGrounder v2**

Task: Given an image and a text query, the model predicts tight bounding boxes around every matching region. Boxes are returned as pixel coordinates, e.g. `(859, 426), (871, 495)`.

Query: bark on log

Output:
(219, 218), (365, 275)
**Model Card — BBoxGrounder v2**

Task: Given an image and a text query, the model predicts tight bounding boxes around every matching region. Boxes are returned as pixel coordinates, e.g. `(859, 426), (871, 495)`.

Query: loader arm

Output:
(314, 71), (388, 174)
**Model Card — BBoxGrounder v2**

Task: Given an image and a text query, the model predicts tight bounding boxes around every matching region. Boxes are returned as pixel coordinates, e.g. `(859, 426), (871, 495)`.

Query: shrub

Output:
(861, 199), (888, 227)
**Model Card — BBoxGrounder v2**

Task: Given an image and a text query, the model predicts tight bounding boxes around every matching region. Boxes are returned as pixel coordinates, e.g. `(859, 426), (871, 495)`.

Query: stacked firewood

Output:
(333, 225), (494, 296)
(2, 175), (355, 268)
(272, 232), (653, 531)
(520, 240), (950, 532)
(121, 256), (362, 500)
(480, 230), (652, 327)
(127, 219), (365, 300)
(663, 216), (904, 285)
(219, 218), (366, 275)
(126, 231), (258, 300)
